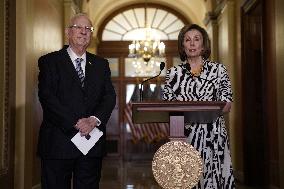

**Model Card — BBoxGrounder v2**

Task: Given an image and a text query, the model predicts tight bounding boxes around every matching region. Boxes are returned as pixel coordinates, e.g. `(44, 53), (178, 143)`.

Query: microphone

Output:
(185, 63), (190, 72)
(140, 62), (165, 101)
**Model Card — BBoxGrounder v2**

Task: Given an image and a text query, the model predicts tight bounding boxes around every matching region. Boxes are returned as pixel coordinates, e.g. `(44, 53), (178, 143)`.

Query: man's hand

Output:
(74, 117), (98, 136)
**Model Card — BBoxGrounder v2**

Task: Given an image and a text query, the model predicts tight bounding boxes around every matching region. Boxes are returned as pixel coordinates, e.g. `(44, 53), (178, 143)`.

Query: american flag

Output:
(124, 83), (169, 143)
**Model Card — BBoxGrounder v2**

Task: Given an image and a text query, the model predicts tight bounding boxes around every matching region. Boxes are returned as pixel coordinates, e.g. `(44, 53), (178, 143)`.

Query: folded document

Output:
(71, 127), (103, 155)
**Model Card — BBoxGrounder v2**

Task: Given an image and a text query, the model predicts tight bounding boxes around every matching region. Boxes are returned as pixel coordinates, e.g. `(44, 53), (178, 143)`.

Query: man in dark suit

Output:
(37, 13), (116, 189)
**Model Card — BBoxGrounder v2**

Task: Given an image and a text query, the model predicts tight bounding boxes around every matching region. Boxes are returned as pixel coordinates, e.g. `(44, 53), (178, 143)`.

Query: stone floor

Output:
(100, 159), (253, 189)
(99, 137), (258, 189)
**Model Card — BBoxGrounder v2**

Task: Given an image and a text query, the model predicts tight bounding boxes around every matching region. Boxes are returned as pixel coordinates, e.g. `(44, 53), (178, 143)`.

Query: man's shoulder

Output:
(39, 51), (59, 60)
(86, 52), (109, 66)
(39, 46), (67, 61)
(87, 52), (106, 61)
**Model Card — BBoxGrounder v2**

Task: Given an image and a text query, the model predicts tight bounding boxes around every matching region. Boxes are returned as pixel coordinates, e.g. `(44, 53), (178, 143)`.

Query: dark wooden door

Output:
(0, 0), (16, 188)
(241, 0), (267, 186)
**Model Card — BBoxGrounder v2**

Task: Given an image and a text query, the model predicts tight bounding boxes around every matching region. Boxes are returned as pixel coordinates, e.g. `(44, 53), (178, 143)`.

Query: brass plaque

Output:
(152, 141), (203, 189)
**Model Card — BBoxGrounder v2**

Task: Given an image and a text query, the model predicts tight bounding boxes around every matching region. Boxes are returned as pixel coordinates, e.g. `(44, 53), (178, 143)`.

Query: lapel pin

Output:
(88, 61), (92, 65)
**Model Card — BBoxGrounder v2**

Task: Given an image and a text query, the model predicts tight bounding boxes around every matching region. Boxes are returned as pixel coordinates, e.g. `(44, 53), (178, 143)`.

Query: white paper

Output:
(71, 127), (103, 155)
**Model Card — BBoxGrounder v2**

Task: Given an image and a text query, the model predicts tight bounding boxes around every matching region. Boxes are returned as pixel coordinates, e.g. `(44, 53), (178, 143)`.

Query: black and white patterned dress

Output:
(163, 59), (235, 189)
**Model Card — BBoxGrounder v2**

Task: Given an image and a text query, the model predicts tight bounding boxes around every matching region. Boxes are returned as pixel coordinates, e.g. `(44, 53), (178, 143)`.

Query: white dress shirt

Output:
(67, 46), (87, 75)
(66, 46), (101, 127)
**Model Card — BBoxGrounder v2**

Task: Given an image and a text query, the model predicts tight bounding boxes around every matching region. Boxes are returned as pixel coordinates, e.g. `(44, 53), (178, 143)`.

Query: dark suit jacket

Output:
(37, 46), (116, 159)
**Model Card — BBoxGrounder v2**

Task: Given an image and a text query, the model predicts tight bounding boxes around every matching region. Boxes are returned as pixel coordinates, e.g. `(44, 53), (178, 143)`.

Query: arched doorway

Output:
(96, 3), (190, 159)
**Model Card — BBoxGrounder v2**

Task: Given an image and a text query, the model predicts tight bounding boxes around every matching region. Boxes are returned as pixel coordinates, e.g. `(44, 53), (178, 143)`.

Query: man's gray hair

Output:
(69, 13), (92, 26)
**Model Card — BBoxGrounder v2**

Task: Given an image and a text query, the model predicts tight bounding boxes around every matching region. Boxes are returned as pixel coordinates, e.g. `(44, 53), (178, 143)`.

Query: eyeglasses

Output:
(69, 24), (94, 33)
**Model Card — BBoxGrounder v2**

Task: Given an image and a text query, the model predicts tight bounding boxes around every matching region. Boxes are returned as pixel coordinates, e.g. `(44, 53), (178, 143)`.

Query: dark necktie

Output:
(75, 58), (84, 87)
(75, 58), (90, 140)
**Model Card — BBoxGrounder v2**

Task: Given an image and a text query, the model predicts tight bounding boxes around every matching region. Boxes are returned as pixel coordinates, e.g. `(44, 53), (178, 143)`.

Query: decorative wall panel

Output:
(0, 0), (9, 176)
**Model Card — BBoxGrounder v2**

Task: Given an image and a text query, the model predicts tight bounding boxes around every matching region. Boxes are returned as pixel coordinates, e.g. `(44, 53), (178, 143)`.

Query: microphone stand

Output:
(140, 62), (165, 101)
(140, 71), (162, 102)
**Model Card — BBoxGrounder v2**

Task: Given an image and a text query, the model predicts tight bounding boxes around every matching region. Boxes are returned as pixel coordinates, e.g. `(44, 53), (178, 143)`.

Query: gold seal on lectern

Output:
(152, 141), (203, 189)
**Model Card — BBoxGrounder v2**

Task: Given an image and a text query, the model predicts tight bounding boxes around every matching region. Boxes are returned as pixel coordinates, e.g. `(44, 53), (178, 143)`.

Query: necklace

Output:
(190, 63), (204, 77)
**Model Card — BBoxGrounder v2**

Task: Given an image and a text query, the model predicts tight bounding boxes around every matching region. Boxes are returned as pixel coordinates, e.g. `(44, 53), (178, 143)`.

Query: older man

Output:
(37, 13), (116, 189)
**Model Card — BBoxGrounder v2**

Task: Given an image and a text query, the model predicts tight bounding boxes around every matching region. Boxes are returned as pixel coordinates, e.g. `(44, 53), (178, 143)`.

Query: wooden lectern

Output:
(132, 101), (226, 141)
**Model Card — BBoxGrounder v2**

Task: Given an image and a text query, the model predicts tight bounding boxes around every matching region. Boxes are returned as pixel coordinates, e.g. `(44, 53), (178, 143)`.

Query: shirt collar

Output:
(67, 46), (86, 63)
